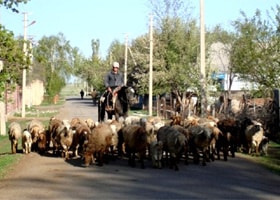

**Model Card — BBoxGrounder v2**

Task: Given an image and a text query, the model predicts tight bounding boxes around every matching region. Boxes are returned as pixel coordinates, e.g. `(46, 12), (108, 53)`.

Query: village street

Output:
(0, 95), (280, 199)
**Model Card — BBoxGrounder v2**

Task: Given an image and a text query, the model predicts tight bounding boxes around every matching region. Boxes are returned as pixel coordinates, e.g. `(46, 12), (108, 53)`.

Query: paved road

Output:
(0, 96), (280, 199)
(55, 95), (99, 121)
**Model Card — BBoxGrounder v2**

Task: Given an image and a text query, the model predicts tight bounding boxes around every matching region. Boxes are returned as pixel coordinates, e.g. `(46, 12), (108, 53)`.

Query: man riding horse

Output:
(103, 61), (124, 113)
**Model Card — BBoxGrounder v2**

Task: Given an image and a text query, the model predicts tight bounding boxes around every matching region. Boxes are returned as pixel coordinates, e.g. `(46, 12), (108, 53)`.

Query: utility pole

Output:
(148, 14), (153, 116)
(0, 61), (6, 135)
(21, 12), (28, 118)
(200, 0), (207, 117)
(124, 34), (128, 85)
(21, 12), (35, 118)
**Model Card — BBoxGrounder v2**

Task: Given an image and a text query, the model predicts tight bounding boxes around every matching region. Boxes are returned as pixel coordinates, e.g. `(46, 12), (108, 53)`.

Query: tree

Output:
(127, 0), (202, 116)
(0, 25), (26, 100)
(230, 5), (280, 96)
(32, 33), (76, 98)
(0, 0), (30, 13)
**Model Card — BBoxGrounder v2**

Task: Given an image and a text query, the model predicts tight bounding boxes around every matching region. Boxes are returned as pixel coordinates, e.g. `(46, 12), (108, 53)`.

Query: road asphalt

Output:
(54, 95), (99, 122)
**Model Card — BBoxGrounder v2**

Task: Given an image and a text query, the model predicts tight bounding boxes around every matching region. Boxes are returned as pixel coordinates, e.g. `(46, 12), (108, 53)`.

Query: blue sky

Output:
(0, 0), (278, 59)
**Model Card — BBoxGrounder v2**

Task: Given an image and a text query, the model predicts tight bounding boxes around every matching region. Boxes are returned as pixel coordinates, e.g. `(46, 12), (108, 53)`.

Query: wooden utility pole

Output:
(124, 34), (128, 85)
(148, 14), (153, 116)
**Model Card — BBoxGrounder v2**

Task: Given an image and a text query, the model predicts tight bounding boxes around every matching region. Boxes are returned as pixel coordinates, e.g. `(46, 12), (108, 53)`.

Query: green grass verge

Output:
(0, 135), (23, 179)
(254, 141), (280, 175)
(0, 100), (66, 180)
(237, 141), (280, 176)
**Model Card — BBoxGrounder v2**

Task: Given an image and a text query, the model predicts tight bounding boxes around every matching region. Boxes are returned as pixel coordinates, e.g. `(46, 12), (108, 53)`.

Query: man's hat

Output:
(112, 61), (119, 68)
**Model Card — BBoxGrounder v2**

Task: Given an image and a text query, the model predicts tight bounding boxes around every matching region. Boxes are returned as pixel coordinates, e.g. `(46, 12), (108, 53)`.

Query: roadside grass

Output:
(12, 97), (65, 118)
(0, 97), (66, 180)
(0, 84), (78, 179)
(239, 141), (280, 176)
(0, 135), (23, 179)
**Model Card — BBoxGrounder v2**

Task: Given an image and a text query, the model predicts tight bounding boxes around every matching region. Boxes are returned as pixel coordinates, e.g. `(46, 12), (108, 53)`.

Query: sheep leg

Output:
(170, 155), (178, 171)
(84, 152), (94, 167)
(193, 149), (200, 164)
(202, 150), (207, 166)
(28, 143), (32, 153)
(97, 151), (104, 166)
(24, 142), (28, 154)
(223, 146), (228, 161)
(11, 141), (16, 154)
(128, 151), (136, 167)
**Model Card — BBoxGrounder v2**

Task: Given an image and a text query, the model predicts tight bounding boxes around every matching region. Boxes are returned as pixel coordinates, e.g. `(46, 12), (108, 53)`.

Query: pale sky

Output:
(1, 0), (278, 58)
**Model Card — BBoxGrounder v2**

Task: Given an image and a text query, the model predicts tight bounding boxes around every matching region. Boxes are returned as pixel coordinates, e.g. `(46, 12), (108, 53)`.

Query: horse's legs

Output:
(99, 102), (106, 122)
(107, 112), (113, 120)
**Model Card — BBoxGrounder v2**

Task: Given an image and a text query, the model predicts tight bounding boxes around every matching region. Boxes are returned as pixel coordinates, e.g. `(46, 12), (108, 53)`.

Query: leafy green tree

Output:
(46, 70), (65, 98)
(0, 0), (30, 13)
(73, 38), (106, 93)
(230, 5), (280, 96)
(0, 25), (26, 100)
(32, 33), (76, 98)
(128, 0), (202, 115)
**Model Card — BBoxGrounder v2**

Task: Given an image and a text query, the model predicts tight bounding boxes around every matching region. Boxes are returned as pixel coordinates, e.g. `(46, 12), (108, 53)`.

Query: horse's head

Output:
(118, 86), (137, 105)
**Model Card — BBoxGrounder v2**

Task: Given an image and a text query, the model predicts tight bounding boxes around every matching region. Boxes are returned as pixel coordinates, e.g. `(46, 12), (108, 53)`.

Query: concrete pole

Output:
(0, 61), (6, 135)
(0, 101), (5, 135)
(124, 34), (128, 85)
(200, 0), (207, 117)
(148, 14), (153, 116)
(21, 12), (28, 118)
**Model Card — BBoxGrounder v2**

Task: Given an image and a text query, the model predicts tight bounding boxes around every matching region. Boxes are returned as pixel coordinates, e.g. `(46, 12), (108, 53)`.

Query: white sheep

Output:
(124, 115), (141, 125)
(22, 129), (32, 154)
(245, 122), (264, 156)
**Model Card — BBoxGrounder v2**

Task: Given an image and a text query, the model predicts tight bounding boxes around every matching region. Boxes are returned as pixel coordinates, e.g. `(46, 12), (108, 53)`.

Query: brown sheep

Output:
(37, 130), (48, 155)
(27, 119), (45, 151)
(70, 117), (86, 130)
(48, 117), (63, 151)
(8, 122), (22, 154)
(83, 123), (113, 167)
(200, 124), (223, 161)
(217, 118), (242, 158)
(85, 118), (96, 130)
(71, 123), (91, 157)
(53, 120), (74, 159)
(118, 125), (148, 169)
(170, 115), (183, 126)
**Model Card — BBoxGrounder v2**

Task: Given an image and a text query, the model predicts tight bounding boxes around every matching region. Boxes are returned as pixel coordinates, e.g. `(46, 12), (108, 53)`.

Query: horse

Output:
(98, 86), (136, 122)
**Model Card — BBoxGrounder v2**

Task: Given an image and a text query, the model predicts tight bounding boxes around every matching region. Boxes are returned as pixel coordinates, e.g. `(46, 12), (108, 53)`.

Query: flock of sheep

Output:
(7, 114), (269, 171)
